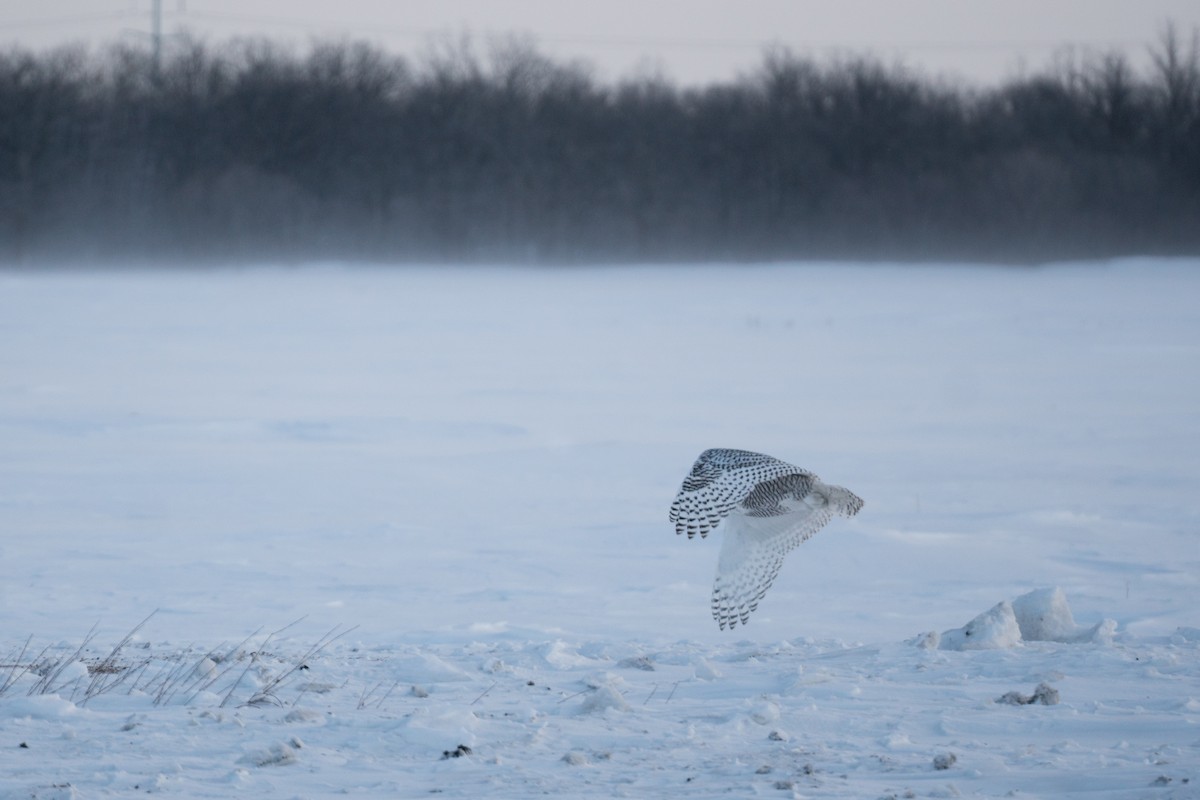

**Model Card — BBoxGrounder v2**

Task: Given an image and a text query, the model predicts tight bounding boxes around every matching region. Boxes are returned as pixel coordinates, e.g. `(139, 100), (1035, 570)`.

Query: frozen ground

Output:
(1, 260), (1197, 798)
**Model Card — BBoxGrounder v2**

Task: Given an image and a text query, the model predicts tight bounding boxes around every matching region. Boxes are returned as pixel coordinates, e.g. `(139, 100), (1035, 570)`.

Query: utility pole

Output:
(152, 0), (162, 77)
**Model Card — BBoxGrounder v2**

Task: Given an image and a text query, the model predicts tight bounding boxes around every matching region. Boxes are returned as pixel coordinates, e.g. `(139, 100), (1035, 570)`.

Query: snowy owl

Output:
(669, 449), (864, 630)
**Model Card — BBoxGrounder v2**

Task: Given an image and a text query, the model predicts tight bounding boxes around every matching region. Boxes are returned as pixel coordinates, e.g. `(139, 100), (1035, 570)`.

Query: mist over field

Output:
(2, 24), (1199, 265)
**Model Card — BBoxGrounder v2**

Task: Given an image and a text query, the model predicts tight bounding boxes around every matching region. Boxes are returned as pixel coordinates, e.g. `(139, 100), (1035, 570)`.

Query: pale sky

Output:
(3, 1), (1199, 86)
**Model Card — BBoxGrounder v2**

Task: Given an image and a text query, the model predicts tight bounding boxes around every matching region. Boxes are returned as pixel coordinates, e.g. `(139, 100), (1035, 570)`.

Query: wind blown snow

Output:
(1, 260), (1197, 798)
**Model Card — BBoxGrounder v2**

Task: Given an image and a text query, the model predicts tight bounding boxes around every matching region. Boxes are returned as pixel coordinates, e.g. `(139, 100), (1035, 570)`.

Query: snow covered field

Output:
(1, 260), (1197, 798)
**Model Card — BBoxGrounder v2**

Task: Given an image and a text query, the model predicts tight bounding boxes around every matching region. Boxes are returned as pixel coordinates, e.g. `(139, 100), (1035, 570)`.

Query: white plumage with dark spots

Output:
(669, 448), (864, 630)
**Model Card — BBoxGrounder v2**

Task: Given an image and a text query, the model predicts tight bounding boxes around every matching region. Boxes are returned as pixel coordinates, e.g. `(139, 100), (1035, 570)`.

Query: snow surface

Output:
(1, 259), (1198, 797)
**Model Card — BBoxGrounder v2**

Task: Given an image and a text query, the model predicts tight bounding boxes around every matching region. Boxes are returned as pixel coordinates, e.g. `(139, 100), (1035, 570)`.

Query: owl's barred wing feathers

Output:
(670, 448), (863, 630)
(669, 449), (811, 539)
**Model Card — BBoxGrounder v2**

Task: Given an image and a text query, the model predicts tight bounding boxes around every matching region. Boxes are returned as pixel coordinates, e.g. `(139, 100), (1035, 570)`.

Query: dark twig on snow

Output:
(470, 681), (497, 706)
(30, 624), (98, 696)
(0, 635), (37, 697)
(80, 610), (158, 705)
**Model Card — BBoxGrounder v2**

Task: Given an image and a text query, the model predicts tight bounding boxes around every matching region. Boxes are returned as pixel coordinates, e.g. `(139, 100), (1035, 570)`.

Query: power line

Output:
(181, 9), (432, 38)
(177, 9), (1151, 55)
(152, 0), (161, 73)
(0, 10), (132, 32)
(0, 5), (1161, 64)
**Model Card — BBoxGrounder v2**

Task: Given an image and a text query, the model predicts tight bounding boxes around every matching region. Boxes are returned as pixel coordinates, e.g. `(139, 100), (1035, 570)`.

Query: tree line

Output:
(1, 27), (1198, 265)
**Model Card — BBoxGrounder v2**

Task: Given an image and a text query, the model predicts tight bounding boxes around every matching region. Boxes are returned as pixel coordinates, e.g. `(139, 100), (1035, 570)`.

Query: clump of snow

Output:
(579, 684), (629, 714)
(282, 708), (325, 725)
(238, 742), (298, 768)
(997, 682), (1060, 706)
(398, 707), (479, 751)
(933, 752), (957, 770)
(479, 657), (507, 674)
(1012, 587), (1115, 643)
(692, 656), (721, 680)
(543, 641), (598, 670)
(1, 695), (80, 720)
(937, 601), (1023, 651)
(935, 588), (1116, 650)
(1172, 627), (1200, 643)
(912, 630), (941, 649)
(1012, 587), (1078, 640)
(618, 655), (655, 671)
(296, 681), (337, 695)
(747, 698), (781, 725)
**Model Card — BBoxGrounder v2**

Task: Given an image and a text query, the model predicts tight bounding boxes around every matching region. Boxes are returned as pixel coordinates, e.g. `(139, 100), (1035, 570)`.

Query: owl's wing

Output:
(710, 504), (834, 630)
(669, 449), (809, 539)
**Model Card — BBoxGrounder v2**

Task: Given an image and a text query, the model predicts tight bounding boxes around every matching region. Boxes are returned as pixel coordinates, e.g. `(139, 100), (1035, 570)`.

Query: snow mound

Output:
(238, 742), (299, 767)
(1173, 627), (1200, 643)
(283, 708), (326, 725)
(1012, 587), (1115, 643)
(933, 588), (1115, 651)
(542, 641), (599, 670)
(392, 653), (473, 683)
(747, 698), (781, 725)
(396, 707), (479, 750)
(579, 683), (629, 714)
(1, 694), (81, 720)
(937, 601), (1023, 651)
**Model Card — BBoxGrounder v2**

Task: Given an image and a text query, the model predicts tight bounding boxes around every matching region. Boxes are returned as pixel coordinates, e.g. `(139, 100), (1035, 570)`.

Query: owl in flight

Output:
(669, 449), (864, 630)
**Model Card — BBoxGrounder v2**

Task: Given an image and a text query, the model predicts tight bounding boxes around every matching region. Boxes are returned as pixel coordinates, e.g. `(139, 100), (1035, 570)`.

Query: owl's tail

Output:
(824, 484), (864, 517)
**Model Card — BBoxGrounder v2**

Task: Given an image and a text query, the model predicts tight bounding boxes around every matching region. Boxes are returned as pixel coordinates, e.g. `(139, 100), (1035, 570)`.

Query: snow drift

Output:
(927, 587), (1117, 651)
